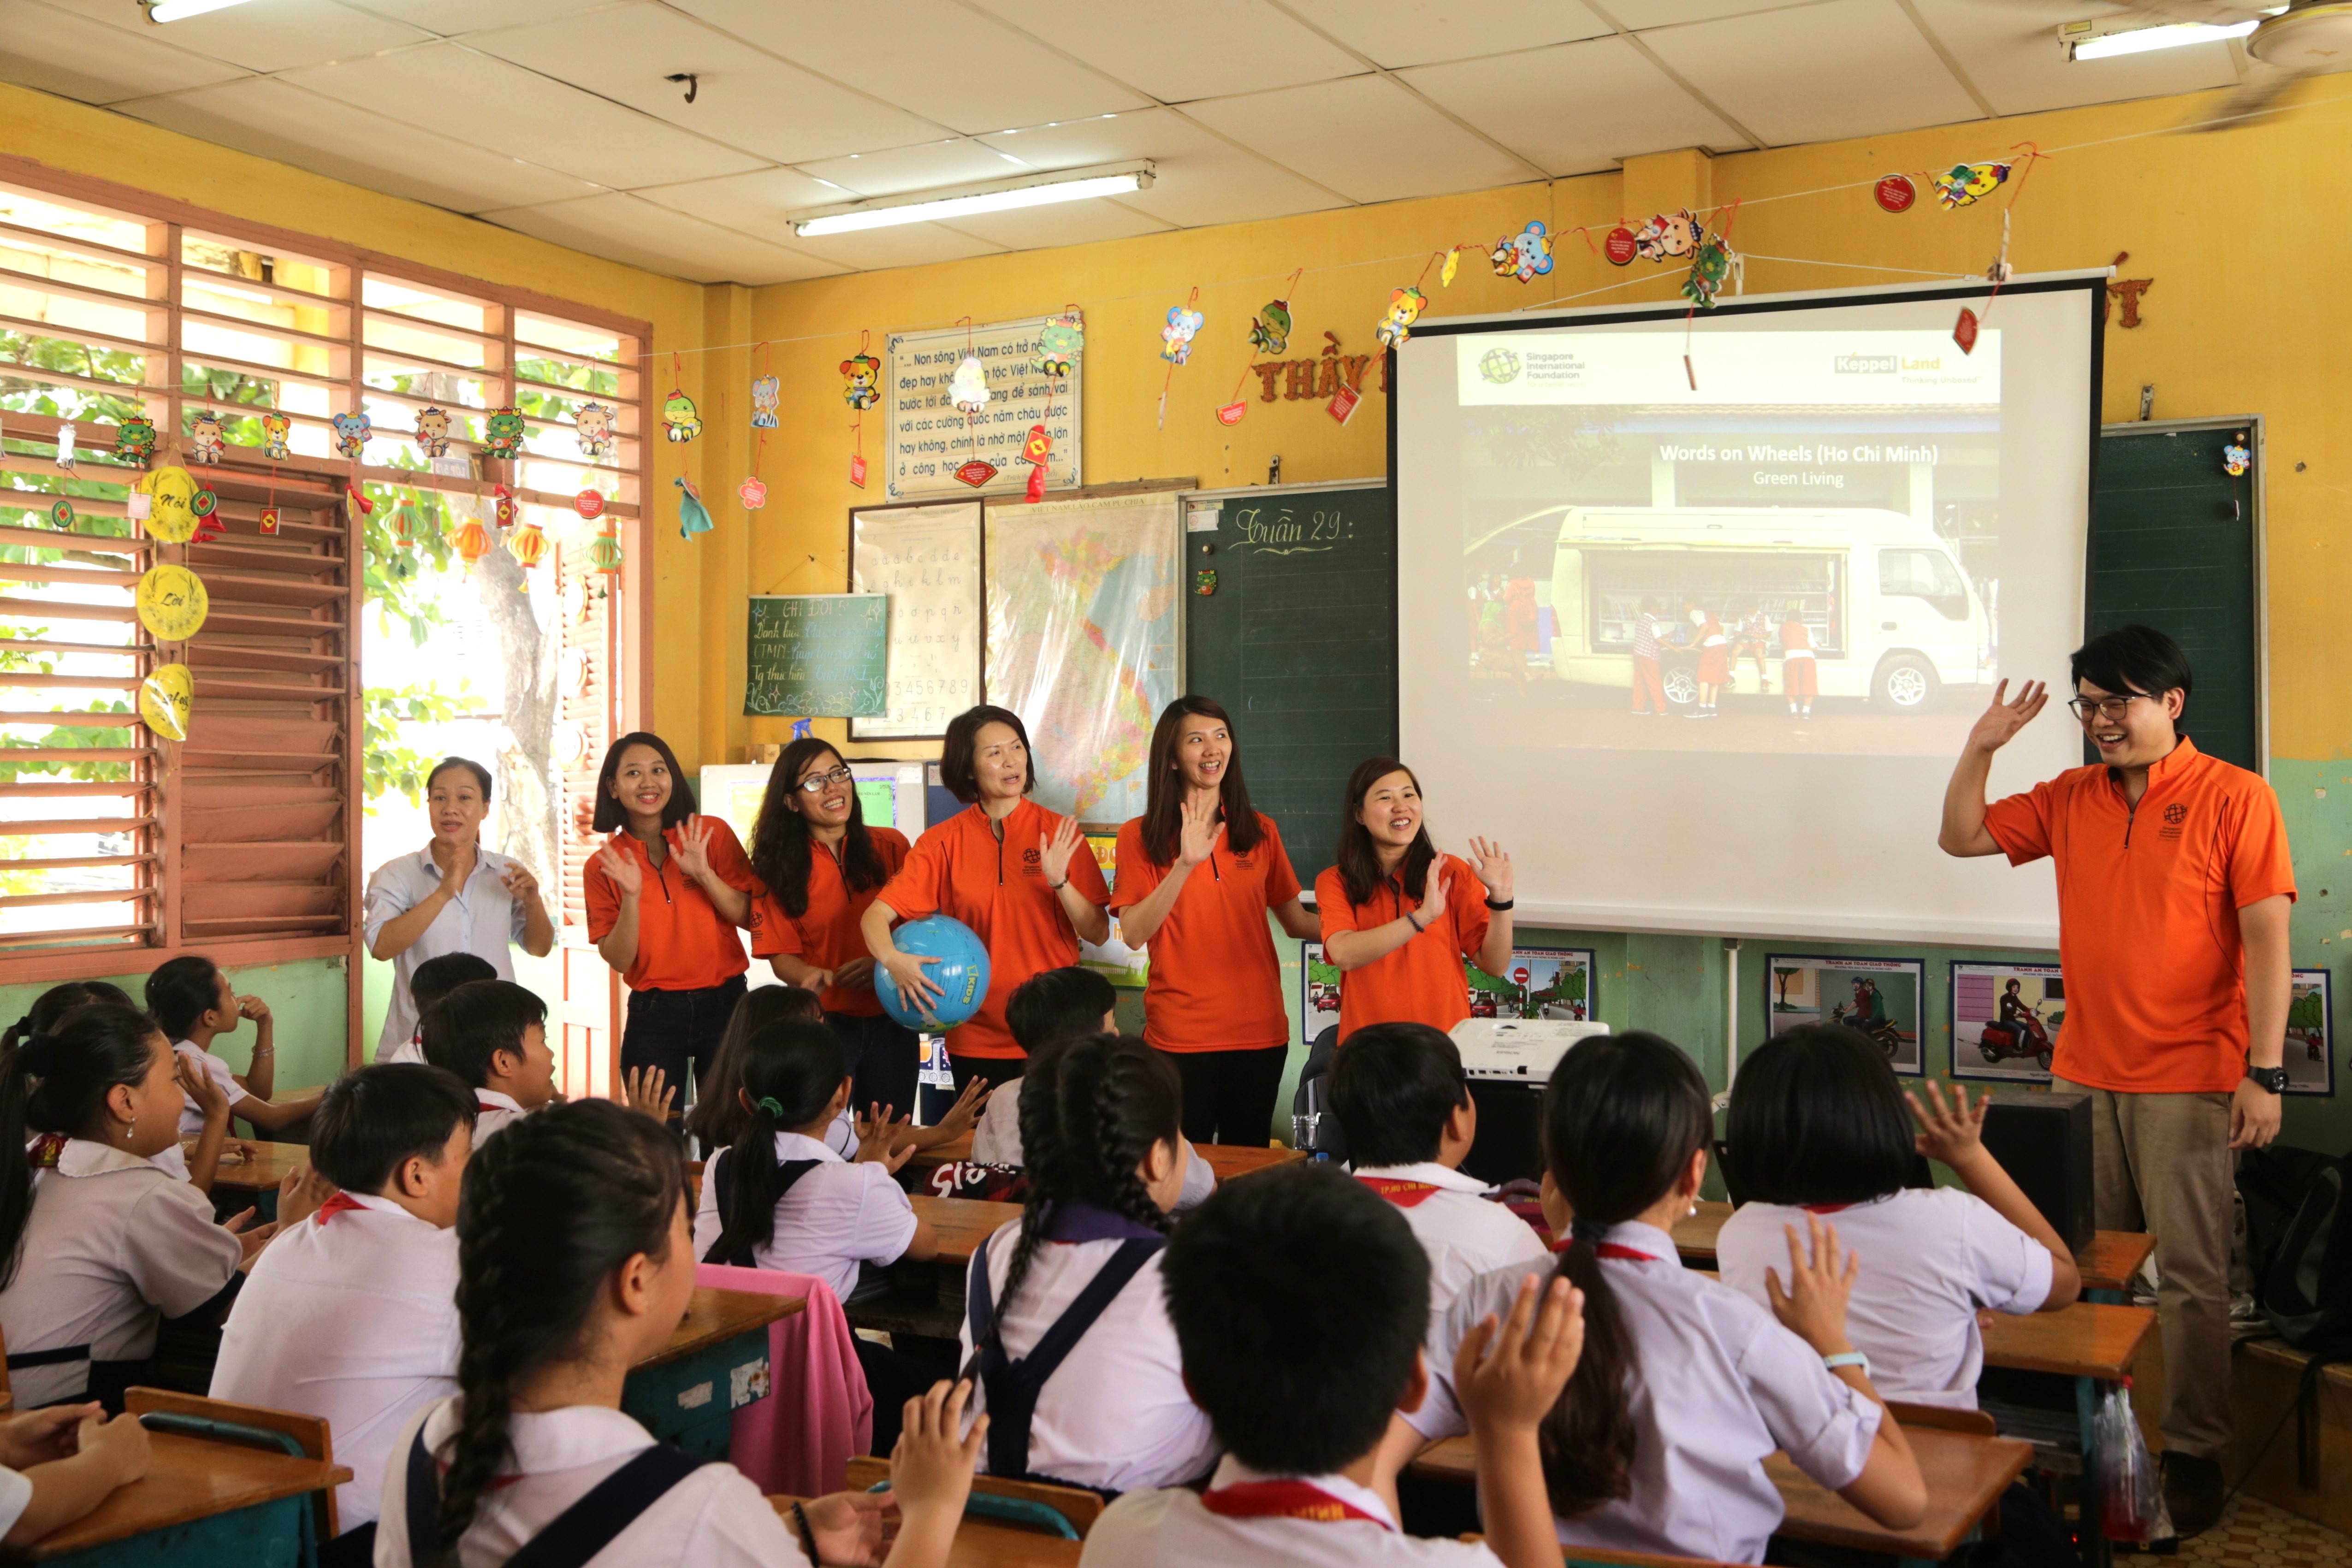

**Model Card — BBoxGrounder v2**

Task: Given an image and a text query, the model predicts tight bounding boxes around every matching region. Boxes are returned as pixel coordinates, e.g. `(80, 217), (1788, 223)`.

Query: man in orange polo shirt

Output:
(1939, 625), (2294, 1537)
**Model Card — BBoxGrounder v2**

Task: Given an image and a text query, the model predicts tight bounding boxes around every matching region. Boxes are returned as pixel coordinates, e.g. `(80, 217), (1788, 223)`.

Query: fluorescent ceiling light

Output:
(793, 163), (1151, 237)
(2068, 17), (2257, 58)
(148, 0), (257, 20)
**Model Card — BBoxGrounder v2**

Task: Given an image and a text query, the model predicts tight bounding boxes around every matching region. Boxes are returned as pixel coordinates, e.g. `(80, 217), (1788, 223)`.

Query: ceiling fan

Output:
(2064, 0), (2352, 125)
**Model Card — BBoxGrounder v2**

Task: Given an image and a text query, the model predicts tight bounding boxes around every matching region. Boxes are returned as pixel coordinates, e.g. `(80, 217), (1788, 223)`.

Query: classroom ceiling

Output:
(0, 0), (2244, 285)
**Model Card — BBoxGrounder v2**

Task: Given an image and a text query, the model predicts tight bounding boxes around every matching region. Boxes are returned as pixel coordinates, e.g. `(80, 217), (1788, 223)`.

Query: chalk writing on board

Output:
(885, 317), (1083, 500)
(852, 503), (983, 739)
(744, 595), (888, 717)
(1225, 503), (1358, 557)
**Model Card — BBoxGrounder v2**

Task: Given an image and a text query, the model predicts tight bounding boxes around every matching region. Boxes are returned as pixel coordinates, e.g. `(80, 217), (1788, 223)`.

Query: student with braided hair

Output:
(954, 1032), (1217, 1496)
(374, 1097), (984, 1568)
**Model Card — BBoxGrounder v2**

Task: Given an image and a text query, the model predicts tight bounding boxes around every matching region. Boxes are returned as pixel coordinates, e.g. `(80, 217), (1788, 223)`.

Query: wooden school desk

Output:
(914, 1195), (1022, 1267)
(14, 1429), (348, 1566)
(768, 1497), (1082, 1567)
(193, 1141), (308, 1220)
(1410, 1425), (2032, 1562)
(1668, 1202), (2156, 1296)
(623, 1286), (801, 1460)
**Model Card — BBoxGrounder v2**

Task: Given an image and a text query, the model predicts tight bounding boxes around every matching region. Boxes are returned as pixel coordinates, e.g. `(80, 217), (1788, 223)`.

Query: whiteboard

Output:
(850, 502), (983, 740)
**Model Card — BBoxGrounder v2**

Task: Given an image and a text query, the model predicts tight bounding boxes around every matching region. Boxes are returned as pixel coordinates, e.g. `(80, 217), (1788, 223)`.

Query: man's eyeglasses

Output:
(795, 764), (855, 793)
(2066, 694), (2148, 722)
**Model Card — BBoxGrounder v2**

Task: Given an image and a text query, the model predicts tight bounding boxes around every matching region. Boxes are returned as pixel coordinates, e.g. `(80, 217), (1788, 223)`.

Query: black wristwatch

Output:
(2245, 1064), (2289, 1095)
(1485, 896), (1514, 911)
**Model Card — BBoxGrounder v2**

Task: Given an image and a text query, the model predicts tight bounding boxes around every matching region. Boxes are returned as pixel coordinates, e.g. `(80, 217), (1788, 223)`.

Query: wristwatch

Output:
(2245, 1064), (2289, 1095)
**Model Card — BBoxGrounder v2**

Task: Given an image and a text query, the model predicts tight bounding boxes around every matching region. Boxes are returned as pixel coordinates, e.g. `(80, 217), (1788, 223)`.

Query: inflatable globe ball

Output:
(875, 915), (991, 1032)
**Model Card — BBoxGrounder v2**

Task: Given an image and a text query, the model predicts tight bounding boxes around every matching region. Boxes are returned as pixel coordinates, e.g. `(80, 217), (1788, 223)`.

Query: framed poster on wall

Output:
(1949, 960), (2061, 1084)
(2287, 968), (2334, 1096)
(849, 501), (983, 740)
(1469, 947), (1597, 1022)
(1764, 953), (1927, 1077)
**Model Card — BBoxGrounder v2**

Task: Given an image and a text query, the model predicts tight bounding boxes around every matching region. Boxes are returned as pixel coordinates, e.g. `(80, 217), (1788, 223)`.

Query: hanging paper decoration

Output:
(1953, 307), (1981, 355)
(675, 476), (713, 538)
(850, 454), (867, 488)
(949, 354), (990, 415)
(389, 502), (420, 549)
(1374, 286), (1427, 349)
(1440, 248), (1461, 287)
(1328, 379), (1362, 426)
(260, 414), (290, 462)
(189, 487), (224, 544)
(2224, 436), (2252, 477)
(1247, 299), (1293, 356)
(1490, 222), (1555, 284)
(477, 407), (523, 460)
(1021, 424), (1054, 503)
(328, 411), (370, 461)
(1194, 569), (1216, 596)
(188, 411), (225, 466)
(135, 467), (198, 543)
(486, 485), (514, 529)
(508, 518), (548, 576)
(450, 515), (492, 571)
(575, 402), (615, 459)
(662, 391), (701, 444)
(137, 663), (193, 742)
(136, 563), (208, 641)
(1934, 163), (2009, 209)
(415, 407), (453, 457)
(113, 414), (157, 466)
(955, 458), (998, 488)
(1683, 237), (1734, 310)
(739, 477), (768, 510)
(589, 528), (624, 576)
(750, 375), (780, 430)
(1602, 227), (1638, 266)
(574, 489), (607, 521)
(840, 354), (882, 410)
(1033, 312), (1084, 378)
(1634, 210), (1704, 262)
(53, 420), (76, 472)
(1874, 174), (1918, 213)
(48, 500), (73, 528)
(258, 508), (281, 536)
(1161, 304), (1205, 365)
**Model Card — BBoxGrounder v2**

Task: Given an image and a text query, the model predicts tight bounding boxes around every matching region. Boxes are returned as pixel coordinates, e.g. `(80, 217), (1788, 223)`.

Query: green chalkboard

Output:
(744, 594), (888, 717)
(1183, 483), (1394, 884)
(2087, 421), (2262, 770)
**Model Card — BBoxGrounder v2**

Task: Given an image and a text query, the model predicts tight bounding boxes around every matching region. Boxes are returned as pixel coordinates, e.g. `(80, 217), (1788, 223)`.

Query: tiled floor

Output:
(2169, 1493), (2352, 1566)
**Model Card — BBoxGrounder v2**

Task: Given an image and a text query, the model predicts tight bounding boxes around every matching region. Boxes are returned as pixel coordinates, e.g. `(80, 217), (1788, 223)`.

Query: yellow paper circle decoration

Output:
(136, 467), (199, 544)
(138, 663), (193, 741)
(136, 563), (209, 641)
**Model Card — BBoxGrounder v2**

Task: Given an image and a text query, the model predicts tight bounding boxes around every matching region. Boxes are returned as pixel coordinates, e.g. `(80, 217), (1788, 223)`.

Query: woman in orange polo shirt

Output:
(1114, 696), (1321, 1145)
(1315, 756), (1514, 1041)
(583, 731), (760, 1115)
(746, 735), (919, 1116)
(861, 705), (1110, 1092)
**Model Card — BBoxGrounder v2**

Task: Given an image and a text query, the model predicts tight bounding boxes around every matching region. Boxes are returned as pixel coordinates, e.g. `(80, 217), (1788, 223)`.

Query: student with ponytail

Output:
(0, 1003), (290, 1410)
(0, 985), (235, 1193)
(1401, 1032), (1926, 1565)
(374, 1097), (984, 1568)
(954, 1032), (1218, 1496)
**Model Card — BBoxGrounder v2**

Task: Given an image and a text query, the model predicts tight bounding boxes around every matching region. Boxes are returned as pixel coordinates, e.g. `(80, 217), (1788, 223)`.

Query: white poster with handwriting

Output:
(850, 502), (983, 740)
(884, 316), (1082, 501)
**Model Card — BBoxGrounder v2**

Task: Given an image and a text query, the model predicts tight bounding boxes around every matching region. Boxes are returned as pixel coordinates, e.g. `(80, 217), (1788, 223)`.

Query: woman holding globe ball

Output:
(861, 704), (1110, 1092)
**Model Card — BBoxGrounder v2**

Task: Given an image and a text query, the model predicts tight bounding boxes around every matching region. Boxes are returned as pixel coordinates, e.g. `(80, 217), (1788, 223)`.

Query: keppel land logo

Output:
(1833, 353), (1901, 373)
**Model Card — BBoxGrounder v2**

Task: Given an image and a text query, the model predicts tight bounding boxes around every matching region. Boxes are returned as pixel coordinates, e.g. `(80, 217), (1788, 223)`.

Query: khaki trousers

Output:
(2055, 1077), (2235, 1458)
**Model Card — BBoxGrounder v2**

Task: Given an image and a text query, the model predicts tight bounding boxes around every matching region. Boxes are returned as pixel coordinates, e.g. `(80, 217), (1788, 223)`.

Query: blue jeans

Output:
(825, 1010), (921, 1122)
(621, 975), (746, 1108)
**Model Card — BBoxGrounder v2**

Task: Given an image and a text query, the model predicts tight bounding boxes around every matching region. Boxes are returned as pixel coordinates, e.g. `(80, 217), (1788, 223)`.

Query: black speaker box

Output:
(1462, 1080), (1547, 1188)
(1979, 1092), (2095, 1252)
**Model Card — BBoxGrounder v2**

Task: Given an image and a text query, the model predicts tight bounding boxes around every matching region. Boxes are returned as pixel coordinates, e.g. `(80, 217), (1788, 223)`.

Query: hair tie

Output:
(754, 1096), (786, 1119)
(17, 1031), (59, 1076)
(1568, 1217), (1610, 1246)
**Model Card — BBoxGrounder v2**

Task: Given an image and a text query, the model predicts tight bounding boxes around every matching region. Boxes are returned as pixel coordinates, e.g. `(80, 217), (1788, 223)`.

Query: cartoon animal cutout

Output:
(1374, 287), (1427, 349)
(1490, 221), (1555, 284)
(1247, 299), (1293, 355)
(330, 411), (371, 461)
(840, 355), (881, 411)
(185, 411), (226, 466)
(949, 354), (990, 415)
(415, 406), (452, 458)
(484, 407), (528, 459)
(661, 393), (701, 444)
(260, 413), (290, 462)
(574, 402), (614, 460)
(1934, 163), (2009, 209)
(1161, 305), (1205, 365)
(113, 414), (158, 466)
(750, 375), (780, 430)
(1634, 210), (1704, 263)
(1683, 237), (1733, 310)
(1033, 313), (1084, 379)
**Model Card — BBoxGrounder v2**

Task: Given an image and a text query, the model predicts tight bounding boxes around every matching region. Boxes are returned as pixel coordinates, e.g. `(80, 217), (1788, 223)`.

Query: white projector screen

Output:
(1394, 275), (2103, 948)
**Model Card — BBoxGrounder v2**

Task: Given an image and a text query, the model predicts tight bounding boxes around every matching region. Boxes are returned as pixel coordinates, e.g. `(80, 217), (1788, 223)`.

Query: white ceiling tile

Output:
(764, 223), (1011, 274)
(1603, 0), (1823, 31)
(634, 172), (1011, 270)
(635, 167), (847, 236)
(466, 1), (945, 165)
(1402, 36), (1747, 172)
(40, 0), (433, 75)
(1641, 0), (1984, 145)
(477, 192), (839, 284)
(797, 139), (1041, 200)
(977, 107), (1346, 227)
(277, 42), (766, 188)
(1910, 0), (2238, 117)
(0, 0), (247, 104)
(343, 0), (623, 36)
(1276, 0), (1614, 68)
(116, 77), (599, 213)
(667, 0), (1151, 134)
(969, 0), (1364, 101)
(937, 196), (1174, 249)
(1183, 75), (1537, 202)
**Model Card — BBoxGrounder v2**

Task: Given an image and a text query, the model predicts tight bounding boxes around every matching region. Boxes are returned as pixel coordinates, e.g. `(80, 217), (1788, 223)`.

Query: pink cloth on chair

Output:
(696, 1263), (874, 1497)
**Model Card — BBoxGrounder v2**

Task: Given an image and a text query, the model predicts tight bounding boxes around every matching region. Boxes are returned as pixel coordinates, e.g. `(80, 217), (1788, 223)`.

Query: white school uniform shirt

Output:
(1082, 1455), (1502, 1568)
(0, 1467), (29, 1544)
(954, 1215), (1219, 1494)
(0, 1138), (243, 1407)
(1717, 1188), (2053, 1409)
(1351, 1162), (1549, 1327)
(365, 843), (532, 1063)
(689, 1132), (916, 1303)
(372, 1397), (809, 1568)
(210, 1192), (462, 1530)
(470, 1090), (527, 1147)
(1409, 1221), (1883, 1566)
(156, 1040), (247, 1180)
(966, 1094), (1218, 1209)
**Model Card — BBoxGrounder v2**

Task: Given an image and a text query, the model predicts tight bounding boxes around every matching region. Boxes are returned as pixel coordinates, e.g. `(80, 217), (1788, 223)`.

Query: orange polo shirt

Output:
(875, 798), (1111, 1059)
(1984, 736), (2296, 1094)
(582, 817), (758, 993)
(1111, 812), (1302, 1053)
(1314, 855), (1491, 1042)
(749, 827), (911, 1017)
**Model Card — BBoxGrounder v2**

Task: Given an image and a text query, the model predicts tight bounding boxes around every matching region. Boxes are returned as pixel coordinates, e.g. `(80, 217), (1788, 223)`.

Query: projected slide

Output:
(1396, 280), (2099, 946)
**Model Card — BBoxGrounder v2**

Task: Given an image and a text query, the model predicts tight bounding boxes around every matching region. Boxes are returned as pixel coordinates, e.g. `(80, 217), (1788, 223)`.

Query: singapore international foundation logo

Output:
(1477, 346), (1523, 385)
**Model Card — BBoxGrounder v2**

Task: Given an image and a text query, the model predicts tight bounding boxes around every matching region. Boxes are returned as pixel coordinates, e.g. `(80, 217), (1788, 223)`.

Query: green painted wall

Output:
(0, 955), (350, 1098)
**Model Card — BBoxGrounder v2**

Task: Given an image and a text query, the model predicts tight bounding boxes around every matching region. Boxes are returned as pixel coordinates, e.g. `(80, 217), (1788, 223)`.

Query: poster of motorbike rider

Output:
(2285, 968), (2334, 1097)
(1949, 960), (2062, 1083)
(1764, 953), (1925, 1076)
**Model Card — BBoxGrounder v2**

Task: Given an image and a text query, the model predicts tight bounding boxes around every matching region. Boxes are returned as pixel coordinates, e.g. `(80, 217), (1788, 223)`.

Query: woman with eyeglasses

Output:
(746, 737), (921, 1118)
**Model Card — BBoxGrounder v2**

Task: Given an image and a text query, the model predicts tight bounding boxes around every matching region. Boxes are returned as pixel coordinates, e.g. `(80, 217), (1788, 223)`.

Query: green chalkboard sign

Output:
(745, 594), (888, 717)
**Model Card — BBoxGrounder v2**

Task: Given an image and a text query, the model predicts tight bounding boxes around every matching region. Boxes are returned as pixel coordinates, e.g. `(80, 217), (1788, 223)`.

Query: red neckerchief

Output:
(1800, 1202), (1853, 1214)
(314, 1192), (368, 1225)
(1549, 1234), (1662, 1262)
(25, 1133), (65, 1170)
(1201, 1479), (1390, 1529)
(1356, 1176), (1442, 1209)
(479, 1099), (505, 1116)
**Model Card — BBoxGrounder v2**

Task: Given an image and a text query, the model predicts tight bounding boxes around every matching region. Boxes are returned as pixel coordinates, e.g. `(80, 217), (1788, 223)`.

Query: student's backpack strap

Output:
(967, 1233), (1164, 1485)
(701, 1153), (824, 1268)
(403, 1425), (704, 1568)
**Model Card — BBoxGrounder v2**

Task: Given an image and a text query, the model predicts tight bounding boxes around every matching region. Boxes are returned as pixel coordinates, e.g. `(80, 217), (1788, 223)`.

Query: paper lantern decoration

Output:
(260, 414), (290, 462)
(1033, 312), (1084, 378)
(574, 489), (607, 521)
(1160, 306), (1204, 365)
(750, 375), (780, 429)
(661, 391), (701, 443)
(387, 503), (418, 549)
(1374, 287), (1427, 349)
(589, 529), (624, 575)
(484, 408), (527, 459)
(415, 406), (453, 457)
(1934, 163), (2008, 209)
(675, 476), (713, 538)
(136, 467), (199, 544)
(508, 518), (548, 575)
(1635, 210), (1703, 262)
(136, 563), (208, 641)
(450, 516), (492, 571)
(739, 477), (768, 510)
(1874, 174), (1918, 213)
(258, 507), (281, 536)
(188, 411), (225, 466)
(840, 355), (882, 410)
(113, 414), (157, 466)
(48, 500), (73, 528)
(330, 411), (370, 460)
(1489, 221), (1554, 284)
(137, 663), (193, 742)
(575, 402), (615, 459)
(948, 354), (989, 415)
(1246, 299), (1293, 356)
(53, 420), (76, 473)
